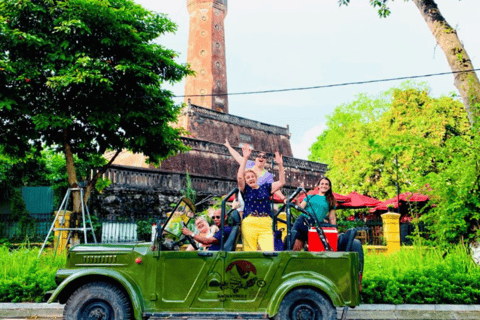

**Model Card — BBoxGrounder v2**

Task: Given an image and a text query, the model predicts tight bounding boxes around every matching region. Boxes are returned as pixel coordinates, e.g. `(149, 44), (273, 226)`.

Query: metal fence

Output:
(364, 218), (384, 245)
(0, 213), (53, 242)
(0, 212), (166, 244)
(96, 215), (165, 243)
(400, 222), (428, 245)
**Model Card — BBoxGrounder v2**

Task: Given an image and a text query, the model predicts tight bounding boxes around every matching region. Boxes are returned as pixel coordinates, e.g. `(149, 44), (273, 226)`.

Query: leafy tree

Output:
(309, 83), (479, 244)
(0, 146), (50, 191)
(309, 83), (471, 199)
(339, 0), (480, 127)
(41, 147), (111, 208)
(309, 89), (391, 198)
(0, 0), (192, 215)
(418, 134), (480, 245)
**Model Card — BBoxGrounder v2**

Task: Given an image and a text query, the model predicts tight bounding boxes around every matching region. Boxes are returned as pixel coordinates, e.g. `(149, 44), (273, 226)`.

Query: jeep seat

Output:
(337, 228), (357, 252)
(223, 210), (241, 251)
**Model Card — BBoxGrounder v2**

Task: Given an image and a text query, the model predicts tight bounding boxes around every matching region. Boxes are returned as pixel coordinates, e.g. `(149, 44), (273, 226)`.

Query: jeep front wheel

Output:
(63, 281), (132, 320)
(275, 288), (336, 320)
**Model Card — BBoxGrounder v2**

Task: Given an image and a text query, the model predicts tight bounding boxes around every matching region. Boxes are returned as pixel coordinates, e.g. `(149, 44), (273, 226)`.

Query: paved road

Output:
(0, 303), (479, 319)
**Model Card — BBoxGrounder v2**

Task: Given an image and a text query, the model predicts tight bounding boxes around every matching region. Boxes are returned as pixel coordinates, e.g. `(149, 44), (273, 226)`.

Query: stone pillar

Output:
(381, 212), (401, 254)
(184, 0), (228, 113)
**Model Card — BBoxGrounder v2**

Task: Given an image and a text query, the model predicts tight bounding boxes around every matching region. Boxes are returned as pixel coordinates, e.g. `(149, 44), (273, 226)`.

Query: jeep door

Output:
(155, 198), (225, 311)
(156, 250), (224, 311)
(222, 251), (281, 312)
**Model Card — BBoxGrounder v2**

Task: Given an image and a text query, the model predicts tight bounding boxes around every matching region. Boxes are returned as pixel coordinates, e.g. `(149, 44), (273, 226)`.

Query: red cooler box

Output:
(308, 227), (338, 252)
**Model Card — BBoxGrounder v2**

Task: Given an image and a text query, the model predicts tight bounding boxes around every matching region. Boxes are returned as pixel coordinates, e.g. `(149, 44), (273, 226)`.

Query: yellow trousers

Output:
(241, 216), (274, 251)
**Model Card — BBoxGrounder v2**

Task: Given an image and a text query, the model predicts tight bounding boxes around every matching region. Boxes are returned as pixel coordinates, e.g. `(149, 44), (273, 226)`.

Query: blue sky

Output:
(136, 0), (480, 160)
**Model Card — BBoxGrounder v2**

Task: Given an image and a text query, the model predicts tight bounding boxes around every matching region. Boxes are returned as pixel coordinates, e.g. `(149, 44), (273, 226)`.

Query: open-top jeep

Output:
(48, 188), (362, 320)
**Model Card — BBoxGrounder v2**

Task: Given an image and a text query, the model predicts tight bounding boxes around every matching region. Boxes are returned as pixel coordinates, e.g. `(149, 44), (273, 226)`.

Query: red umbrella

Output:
(370, 192), (430, 212)
(339, 191), (381, 209)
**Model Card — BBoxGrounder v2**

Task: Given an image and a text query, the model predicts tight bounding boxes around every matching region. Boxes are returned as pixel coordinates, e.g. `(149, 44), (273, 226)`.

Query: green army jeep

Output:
(47, 188), (362, 320)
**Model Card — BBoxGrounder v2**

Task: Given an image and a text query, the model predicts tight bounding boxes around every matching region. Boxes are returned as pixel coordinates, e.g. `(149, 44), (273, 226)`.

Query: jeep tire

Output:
(275, 288), (336, 320)
(63, 281), (131, 320)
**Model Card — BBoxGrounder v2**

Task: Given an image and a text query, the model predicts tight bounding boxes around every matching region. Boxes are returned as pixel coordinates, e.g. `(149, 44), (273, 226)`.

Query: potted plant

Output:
(386, 204), (395, 213)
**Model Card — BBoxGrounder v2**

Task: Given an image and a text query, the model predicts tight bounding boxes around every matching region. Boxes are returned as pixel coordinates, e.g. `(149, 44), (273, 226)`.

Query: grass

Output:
(1, 243), (479, 303)
(0, 245), (66, 302)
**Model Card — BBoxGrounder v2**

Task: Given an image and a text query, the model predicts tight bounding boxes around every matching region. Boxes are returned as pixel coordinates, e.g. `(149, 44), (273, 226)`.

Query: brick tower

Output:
(105, 0), (326, 200)
(184, 0), (228, 113)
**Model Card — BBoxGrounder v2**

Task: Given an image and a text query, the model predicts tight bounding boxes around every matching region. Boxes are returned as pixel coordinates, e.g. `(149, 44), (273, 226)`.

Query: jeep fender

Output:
(266, 273), (343, 317)
(48, 269), (144, 320)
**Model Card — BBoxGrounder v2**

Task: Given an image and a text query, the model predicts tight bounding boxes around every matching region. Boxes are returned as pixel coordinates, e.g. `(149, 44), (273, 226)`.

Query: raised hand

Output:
(274, 151), (283, 165)
(224, 138), (231, 148)
(242, 144), (252, 159)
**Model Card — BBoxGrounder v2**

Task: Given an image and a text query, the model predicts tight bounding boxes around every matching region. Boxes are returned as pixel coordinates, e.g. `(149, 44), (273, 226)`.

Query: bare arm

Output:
(328, 209), (336, 225)
(224, 138), (244, 164)
(237, 144), (251, 192)
(274, 190), (286, 203)
(271, 152), (285, 194)
(182, 227), (218, 245)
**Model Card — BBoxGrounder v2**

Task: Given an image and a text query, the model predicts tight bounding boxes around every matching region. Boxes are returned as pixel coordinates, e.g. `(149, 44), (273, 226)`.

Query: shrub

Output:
(362, 245), (480, 304)
(0, 245), (65, 302)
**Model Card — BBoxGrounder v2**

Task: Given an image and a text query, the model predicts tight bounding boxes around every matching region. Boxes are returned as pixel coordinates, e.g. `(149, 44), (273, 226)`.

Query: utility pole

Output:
(395, 154), (400, 214)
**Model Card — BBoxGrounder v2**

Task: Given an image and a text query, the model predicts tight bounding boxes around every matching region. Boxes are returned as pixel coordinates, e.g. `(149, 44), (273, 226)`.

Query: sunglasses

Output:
(257, 154), (267, 159)
(212, 216), (221, 219)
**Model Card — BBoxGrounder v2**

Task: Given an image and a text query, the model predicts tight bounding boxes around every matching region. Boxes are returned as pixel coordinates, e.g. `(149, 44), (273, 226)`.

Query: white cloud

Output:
(291, 123), (326, 161)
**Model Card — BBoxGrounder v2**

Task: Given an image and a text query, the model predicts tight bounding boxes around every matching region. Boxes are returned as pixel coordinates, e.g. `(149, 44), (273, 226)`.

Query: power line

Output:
(175, 68), (480, 98)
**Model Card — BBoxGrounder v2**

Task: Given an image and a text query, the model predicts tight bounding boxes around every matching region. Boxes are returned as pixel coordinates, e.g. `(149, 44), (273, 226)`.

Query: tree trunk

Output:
(63, 129), (81, 228)
(84, 149), (122, 204)
(412, 0), (480, 127)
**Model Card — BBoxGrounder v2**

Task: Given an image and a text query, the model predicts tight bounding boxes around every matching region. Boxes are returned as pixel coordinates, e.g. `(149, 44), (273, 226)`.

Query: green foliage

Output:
(95, 177), (112, 193)
(309, 83), (478, 245)
(136, 218), (156, 241)
(9, 189), (28, 221)
(181, 171), (196, 204)
(42, 147), (109, 207)
(338, 0), (392, 18)
(8, 189), (36, 240)
(337, 219), (365, 234)
(0, 0), (192, 197)
(309, 84), (471, 200)
(0, 146), (49, 190)
(418, 132), (480, 245)
(0, 246), (66, 302)
(362, 245), (480, 304)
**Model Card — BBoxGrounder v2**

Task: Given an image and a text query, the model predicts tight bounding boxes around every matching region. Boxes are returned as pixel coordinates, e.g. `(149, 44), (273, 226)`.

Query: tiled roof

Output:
(103, 150), (150, 168)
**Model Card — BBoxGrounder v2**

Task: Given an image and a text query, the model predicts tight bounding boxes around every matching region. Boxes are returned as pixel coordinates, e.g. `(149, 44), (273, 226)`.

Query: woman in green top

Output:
(293, 177), (337, 251)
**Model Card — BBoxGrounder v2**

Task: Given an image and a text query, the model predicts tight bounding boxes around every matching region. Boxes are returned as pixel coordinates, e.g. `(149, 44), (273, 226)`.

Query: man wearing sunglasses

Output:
(181, 209), (231, 251)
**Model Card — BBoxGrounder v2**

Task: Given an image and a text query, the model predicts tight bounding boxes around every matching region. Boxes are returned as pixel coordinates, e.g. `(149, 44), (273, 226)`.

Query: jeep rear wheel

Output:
(63, 281), (131, 320)
(275, 288), (336, 320)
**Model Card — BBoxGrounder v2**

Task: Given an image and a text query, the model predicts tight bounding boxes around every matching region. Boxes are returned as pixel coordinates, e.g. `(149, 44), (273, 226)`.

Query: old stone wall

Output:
(157, 137), (326, 189)
(178, 104), (293, 156)
(91, 186), (180, 221)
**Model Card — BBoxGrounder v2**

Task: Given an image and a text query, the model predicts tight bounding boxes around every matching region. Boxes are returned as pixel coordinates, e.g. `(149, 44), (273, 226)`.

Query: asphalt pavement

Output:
(0, 303), (479, 320)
